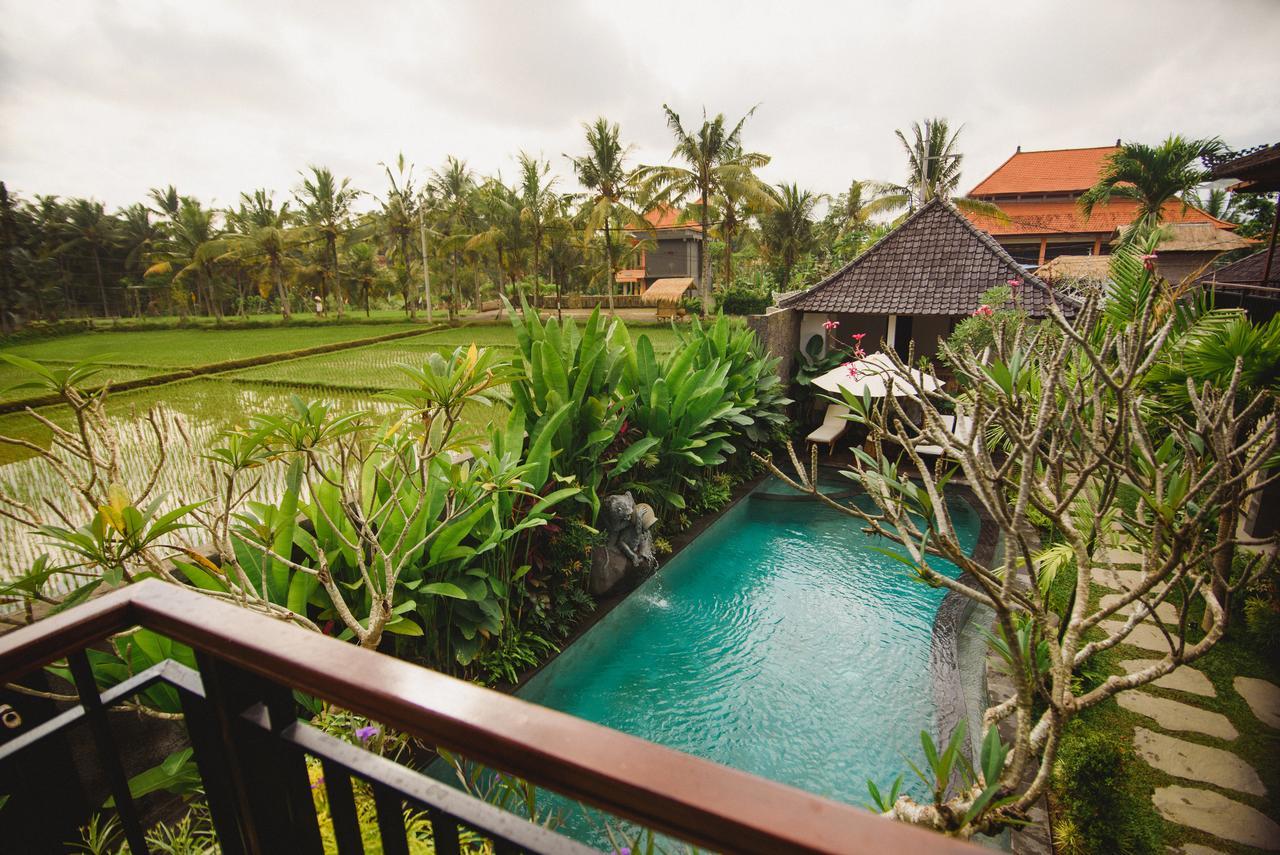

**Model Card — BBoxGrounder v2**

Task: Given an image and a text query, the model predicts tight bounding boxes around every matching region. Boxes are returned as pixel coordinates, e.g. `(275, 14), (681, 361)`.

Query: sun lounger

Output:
(806, 403), (850, 453)
(912, 414), (954, 457)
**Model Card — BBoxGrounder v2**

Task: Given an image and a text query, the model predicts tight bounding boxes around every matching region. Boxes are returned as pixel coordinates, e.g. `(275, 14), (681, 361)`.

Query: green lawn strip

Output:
(0, 326), (441, 414)
(0, 310), (476, 345)
(1068, 574), (1280, 854)
(2, 322), (429, 366)
(0, 363), (162, 402)
(0, 373), (508, 467)
(225, 340), (518, 389)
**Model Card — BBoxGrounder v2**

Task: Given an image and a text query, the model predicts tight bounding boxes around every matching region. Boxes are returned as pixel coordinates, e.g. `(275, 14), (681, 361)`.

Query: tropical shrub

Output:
(1052, 724), (1159, 855)
(505, 300), (629, 519)
(715, 281), (771, 315)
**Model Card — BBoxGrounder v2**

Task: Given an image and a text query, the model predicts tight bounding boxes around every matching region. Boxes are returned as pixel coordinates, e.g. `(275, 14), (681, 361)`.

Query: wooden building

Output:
(964, 144), (1235, 267)
(615, 206), (702, 298)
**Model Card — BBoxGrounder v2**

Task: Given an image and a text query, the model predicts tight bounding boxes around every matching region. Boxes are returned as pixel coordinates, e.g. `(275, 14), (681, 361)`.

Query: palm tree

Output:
(148, 186), (181, 222)
(568, 117), (644, 315)
(1080, 134), (1225, 232)
(57, 199), (119, 316)
(295, 166), (360, 318)
(379, 154), (420, 319)
(117, 204), (162, 316)
(145, 197), (223, 318)
(638, 105), (771, 311)
(345, 242), (381, 316)
(517, 152), (559, 306)
(225, 190), (297, 319)
(1184, 186), (1238, 223)
(868, 119), (1005, 221)
(427, 156), (477, 322)
(467, 176), (526, 315)
(710, 153), (778, 290)
(759, 183), (821, 289)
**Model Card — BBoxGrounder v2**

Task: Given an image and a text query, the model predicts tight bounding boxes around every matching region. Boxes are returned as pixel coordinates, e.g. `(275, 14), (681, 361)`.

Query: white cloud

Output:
(1, 0), (1277, 210)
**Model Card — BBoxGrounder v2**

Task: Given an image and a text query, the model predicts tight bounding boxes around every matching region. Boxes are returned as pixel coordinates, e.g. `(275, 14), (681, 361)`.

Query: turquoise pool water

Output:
(517, 479), (981, 837)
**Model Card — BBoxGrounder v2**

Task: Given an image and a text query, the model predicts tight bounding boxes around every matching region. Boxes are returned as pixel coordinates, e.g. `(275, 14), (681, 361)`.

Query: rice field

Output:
(0, 318), (686, 580)
(2, 322), (426, 369)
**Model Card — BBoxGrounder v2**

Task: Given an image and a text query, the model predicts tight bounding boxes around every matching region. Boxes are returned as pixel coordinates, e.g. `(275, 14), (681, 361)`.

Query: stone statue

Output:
(589, 492), (658, 595)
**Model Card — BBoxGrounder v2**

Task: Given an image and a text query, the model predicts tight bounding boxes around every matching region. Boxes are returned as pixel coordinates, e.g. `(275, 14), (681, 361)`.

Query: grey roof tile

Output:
(780, 199), (1074, 318)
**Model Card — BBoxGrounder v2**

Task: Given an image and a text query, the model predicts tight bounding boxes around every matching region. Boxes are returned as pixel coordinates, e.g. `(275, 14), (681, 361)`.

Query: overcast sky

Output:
(2, 0), (1278, 212)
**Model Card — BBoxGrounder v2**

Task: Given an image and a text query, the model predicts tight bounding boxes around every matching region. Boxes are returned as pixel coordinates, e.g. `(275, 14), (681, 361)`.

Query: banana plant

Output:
(616, 335), (739, 512)
(679, 314), (791, 444)
(505, 298), (629, 518)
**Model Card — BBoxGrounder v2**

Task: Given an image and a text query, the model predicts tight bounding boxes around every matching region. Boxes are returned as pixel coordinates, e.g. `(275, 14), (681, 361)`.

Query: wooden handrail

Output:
(0, 580), (984, 854)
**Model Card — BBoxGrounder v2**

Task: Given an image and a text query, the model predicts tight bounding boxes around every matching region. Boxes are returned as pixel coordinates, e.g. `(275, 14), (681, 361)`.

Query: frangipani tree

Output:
(760, 243), (1278, 837)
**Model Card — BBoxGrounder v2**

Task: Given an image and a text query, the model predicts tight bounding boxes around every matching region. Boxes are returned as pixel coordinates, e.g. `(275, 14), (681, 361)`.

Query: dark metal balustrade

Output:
(0, 580), (983, 854)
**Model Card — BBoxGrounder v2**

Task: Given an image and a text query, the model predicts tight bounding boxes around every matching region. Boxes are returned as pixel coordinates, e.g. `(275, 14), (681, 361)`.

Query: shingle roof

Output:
(965, 197), (1232, 237)
(969, 146), (1120, 196)
(1194, 249), (1280, 290)
(779, 198), (1070, 318)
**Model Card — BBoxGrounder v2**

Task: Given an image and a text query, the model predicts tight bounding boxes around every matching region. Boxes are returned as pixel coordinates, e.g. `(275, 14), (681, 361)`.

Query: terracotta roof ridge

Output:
(967, 150), (1021, 197)
(778, 198), (946, 308)
(937, 198), (1079, 310)
(1006, 144), (1120, 155)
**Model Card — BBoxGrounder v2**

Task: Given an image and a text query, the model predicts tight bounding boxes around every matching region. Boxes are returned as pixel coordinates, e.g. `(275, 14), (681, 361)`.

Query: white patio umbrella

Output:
(812, 351), (941, 398)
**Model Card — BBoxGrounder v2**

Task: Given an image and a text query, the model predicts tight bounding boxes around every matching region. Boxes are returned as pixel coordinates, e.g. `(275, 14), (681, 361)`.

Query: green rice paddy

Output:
(0, 318), (687, 576)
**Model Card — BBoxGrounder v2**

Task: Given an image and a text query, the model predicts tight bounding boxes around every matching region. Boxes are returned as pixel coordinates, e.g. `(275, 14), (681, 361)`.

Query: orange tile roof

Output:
(964, 197), (1231, 237)
(633, 204), (702, 231)
(969, 146), (1121, 196)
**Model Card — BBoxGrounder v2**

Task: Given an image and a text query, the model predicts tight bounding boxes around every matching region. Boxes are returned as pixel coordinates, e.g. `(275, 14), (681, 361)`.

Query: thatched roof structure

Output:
(641, 278), (695, 305)
(1115, 222), (1256, 253)
(1036, 255), (1111, 285)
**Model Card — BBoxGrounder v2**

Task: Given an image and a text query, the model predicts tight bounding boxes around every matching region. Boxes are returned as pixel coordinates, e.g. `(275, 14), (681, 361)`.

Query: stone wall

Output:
(745, 307), (800, 382)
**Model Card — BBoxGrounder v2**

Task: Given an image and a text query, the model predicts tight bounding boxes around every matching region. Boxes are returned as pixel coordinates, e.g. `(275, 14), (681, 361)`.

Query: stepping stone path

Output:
(1119, 659), (1215, 697)
(1153, 786), (1280, 850)
(1118, 692), (1237, 740)
(1097, 567), (1146, 592)
(1101, 619), (1174, 653)
(1099, 592), (1179, 624)
(1133, 727), (1264, 796)
(1104, 546), (1147, 565)
(1084, 532), (1280, 851)
(1234, 676), (1280, 729)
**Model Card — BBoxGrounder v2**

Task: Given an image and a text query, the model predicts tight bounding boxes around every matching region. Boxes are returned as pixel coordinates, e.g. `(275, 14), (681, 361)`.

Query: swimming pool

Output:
(517, 478), (981, 837)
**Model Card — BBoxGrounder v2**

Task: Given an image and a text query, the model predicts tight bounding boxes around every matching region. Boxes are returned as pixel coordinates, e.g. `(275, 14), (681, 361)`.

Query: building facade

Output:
(964, 144), (1234, 268)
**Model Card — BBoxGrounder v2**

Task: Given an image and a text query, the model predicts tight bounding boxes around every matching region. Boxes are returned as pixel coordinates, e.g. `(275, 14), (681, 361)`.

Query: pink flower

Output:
(973, 305), (994, 317)
(852, 333), (866, 342)
(844, 362), (860, 380)
(1007, 278), (1022, 289)
(823, 319), (839, 330)
(1141, 253), (1157, 272)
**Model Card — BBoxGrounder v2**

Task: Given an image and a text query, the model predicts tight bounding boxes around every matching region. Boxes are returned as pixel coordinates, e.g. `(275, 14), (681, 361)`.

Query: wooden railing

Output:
(0, 580), (984, 854)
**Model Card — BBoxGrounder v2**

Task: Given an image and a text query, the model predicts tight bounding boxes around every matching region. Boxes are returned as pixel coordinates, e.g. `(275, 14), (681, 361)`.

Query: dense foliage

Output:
(0, 311), (786, 685)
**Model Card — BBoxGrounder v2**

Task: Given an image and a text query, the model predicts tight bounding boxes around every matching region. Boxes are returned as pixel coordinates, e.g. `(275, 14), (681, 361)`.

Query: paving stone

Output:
(1119, 659), (1216, 697)
(1105, 547), (1146, 565)
(1100, 592), (1180, 624)
(1102, 620), (1175, 652)
(1234, 676), (1280, 730)
(1134, 728), (1264, 796)
(1118, 691), (1237, 740)
(1152, 785), (1280, 850)
(1096, 567), (1146, 591)
(1178, 844), (1229, 855)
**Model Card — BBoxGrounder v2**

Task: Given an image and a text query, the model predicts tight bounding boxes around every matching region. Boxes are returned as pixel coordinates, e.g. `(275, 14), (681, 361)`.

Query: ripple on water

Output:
(518, 480), (981, 842)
